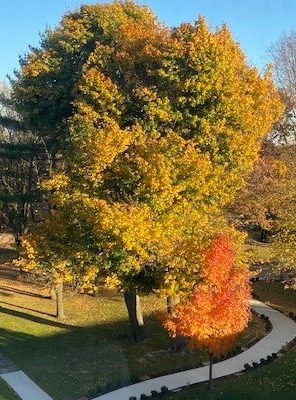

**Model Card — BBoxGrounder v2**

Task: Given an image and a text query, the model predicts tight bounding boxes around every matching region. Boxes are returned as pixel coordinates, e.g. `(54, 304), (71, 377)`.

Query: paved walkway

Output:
(94, 300), (296, 400)
(1, 371), (52, 400)
(0, 300), (295, 400)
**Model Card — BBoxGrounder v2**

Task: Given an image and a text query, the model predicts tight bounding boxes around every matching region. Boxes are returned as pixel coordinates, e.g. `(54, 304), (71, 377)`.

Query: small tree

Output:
(162, 235), (251, 388)
(13, 173), (104, 318)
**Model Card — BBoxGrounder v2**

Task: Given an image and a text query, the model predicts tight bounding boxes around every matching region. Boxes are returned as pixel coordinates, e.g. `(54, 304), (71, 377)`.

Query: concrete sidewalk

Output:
(0, 353), (52, 400)
(94, 300), (296, 400)
(1, 371), (52, 400)
(0, 300), (295, 400)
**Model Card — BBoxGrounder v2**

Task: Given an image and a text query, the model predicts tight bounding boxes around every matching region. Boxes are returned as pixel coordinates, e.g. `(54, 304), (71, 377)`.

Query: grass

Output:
(253, 281), (296, 313)
(162, 348), (296, 400)
(161, 281), (296, 400)
(0, 378), (19, 400)
(0, 235), (289, 400)
(0, 270), (266, 400)
(246, 240), (275, 265)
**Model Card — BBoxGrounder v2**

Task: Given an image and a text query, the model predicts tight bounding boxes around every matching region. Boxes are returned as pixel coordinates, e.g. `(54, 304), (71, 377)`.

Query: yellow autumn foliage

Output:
(13, 2), (283, 294)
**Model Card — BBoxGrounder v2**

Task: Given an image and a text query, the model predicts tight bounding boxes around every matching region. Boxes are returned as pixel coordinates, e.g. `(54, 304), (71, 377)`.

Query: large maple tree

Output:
(14, 2), (282, 339)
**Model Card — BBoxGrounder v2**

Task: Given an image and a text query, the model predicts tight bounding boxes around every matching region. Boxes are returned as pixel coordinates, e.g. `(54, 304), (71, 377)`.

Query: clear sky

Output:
(1, 0), (296, 80)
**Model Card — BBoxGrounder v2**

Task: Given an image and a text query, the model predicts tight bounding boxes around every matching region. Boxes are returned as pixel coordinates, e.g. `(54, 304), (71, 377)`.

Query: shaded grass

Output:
(0, 378), (19, 400)
(0, 276), (266, 400)
(0, 281), (205, 399)
(253, 281), (296, 313)
(161, 282), (296, 400)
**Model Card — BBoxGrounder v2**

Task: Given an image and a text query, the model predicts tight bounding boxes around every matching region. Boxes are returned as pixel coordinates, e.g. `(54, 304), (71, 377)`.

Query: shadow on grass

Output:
(0, 301), (56, 318)
(0, 248), (17, 261)
(0, 285), (49, 299)
(0, 300), (292, 400)
(0, 304), (166, 400)
(0, 287), (273, 400)
(0, 291), (13, 297)
(0, 289), (198, 399)
(0, 305), (77, 329)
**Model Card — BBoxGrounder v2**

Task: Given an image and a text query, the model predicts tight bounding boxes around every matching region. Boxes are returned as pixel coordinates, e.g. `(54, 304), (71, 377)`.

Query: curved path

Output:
(0, 300), (295, 400)
(94, 300), (296, 400)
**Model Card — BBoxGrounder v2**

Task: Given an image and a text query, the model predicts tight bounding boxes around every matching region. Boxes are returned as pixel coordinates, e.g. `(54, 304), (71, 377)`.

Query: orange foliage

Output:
(162, 235), (251, 356)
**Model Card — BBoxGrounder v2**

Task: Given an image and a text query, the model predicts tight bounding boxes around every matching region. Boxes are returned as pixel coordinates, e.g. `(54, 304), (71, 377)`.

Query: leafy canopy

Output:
(162, 235), (251, 356)
(14, 1), (283, 293)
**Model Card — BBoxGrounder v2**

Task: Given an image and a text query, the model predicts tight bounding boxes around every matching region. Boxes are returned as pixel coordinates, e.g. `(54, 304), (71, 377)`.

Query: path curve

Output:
(94, 300), (296, 400)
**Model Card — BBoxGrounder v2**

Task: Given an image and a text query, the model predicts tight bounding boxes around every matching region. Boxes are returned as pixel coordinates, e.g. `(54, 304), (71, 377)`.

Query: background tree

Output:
(14, 2), (282, 339)
(257, 31), (296, 287)
(271, 151), (296, 288)
(0, 81), (50, 248)
(229, 140), (294, 242)
(162, 235), (251, 389)
(273, 202), (296, 289)
(269, 31), (296, 145)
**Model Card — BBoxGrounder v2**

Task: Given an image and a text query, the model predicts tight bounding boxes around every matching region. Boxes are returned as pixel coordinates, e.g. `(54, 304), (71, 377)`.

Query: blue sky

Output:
(1, 0), (296, 80)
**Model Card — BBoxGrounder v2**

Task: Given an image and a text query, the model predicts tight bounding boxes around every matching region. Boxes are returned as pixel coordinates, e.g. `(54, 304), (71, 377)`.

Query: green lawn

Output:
(253, 281), (296, 314)
(161, 281), (296, 400)
(0, 273), (266, 400)
(0, 379), (19, 400)
(1, 236), (292, 400)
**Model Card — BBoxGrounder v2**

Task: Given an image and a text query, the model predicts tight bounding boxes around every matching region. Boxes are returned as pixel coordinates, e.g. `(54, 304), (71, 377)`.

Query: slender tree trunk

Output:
(167, 295), (180, 314)
(167, 295), (187, 352)
(209, 354), (213, 390)
(55, 282), (65, 319)
(50, 286), (57, 301)
(14, 232), (26, 277)
(15, 233), (21, 247)
(260, 228), (267, 243)
(124, 291), (145, 343)
(94, 275), (100, 298)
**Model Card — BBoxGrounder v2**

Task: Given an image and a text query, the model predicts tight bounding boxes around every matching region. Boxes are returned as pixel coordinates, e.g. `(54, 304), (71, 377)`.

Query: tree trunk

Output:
(50, 286), (57, 301)
(15, 233), (21, 247)
(209, 354), (213, 390)
(15, 233), (25, 278)
(167, 295), (188, 352)
(260, 228), (267, 243)
(124, 291), (145, 343)
(55, 282), (65, 320)
(167, 295), (180, 314)
(93, 275), (100, 298)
